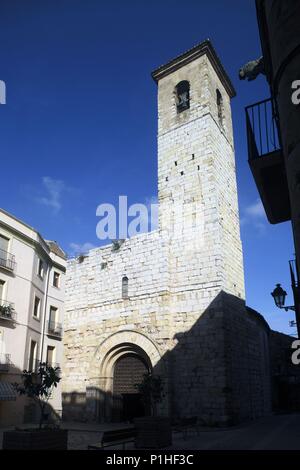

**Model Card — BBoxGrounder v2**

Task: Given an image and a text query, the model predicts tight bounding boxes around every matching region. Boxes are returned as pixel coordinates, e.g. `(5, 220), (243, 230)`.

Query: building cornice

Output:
(0, 215), (66, 271)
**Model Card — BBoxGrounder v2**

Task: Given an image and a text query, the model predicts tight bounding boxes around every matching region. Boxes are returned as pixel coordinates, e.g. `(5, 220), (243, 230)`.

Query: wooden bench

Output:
(173, 417), (200, 440)
(88, 427), (137, 450)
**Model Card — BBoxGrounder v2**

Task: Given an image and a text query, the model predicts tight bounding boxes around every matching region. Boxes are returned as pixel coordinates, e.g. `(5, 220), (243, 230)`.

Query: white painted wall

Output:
(0, 208), (66, 426)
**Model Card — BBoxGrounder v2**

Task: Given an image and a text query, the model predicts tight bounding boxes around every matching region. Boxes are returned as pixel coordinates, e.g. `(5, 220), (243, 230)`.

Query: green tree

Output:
(14, 362), (61, 429)
(135, 373), (164, 417)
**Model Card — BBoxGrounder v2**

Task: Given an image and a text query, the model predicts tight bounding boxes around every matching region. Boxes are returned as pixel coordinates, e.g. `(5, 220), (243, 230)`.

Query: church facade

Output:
(62, 40), (272, 425)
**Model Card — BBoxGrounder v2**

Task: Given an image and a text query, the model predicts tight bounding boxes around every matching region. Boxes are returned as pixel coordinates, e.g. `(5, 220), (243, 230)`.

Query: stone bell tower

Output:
(152, 40), (245, 304)
(150, 41), (256, 424)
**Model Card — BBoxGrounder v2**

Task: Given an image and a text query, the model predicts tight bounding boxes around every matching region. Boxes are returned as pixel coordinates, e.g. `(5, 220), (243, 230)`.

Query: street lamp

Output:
(270, 260), (300, 338)
(271, 284), (293, 311)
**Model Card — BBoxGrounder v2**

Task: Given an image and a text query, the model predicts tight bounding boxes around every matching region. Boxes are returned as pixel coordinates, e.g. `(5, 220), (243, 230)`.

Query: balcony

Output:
(0, 249), (16, 272)
(289, 259), (299, 290)
(0, 353), (11, 372)
(246, 98), (291, 224)
(47, 321), (63, 338)
(46, 362), (61, 377)
(0, 301), (16, 322)
(26, 359), (61, 376)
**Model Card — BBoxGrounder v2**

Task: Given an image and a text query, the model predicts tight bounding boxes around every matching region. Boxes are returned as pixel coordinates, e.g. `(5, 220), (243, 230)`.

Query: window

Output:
(28, 340), (37, 372)
(49, 306), (58, 324)
(0, 235), (9, 265)
(33, 296), (41, 319)
(0, 234), (9, 253)
(46, 346), (55, 367)
(122, 276), (129, 299)
(0, 235), (15, 271)
(37, 258), (44, 279)
(0, 280), (5, 301)
(216, 89), (224, 127)
(175, 81), (190, 113)
(53, 271), (60, 288)
(48, 307), (61, 337)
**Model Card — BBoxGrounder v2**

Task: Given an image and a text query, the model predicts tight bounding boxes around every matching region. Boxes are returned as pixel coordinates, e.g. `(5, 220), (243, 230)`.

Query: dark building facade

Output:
(243, 0), (300, 336)
(241, 0), (300, 411)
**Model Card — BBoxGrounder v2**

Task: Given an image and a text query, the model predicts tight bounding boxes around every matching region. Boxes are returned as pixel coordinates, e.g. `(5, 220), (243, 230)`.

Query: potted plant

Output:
(134, 373), (172, 449)
(0, 303), (14, 318)
(3, 362), (68, 450)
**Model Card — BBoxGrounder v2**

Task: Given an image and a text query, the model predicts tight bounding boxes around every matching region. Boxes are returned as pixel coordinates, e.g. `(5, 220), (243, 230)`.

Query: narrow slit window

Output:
(122, 276), (129, 299)
(175, 81), (190, 113)
(216, 89), (224, 127)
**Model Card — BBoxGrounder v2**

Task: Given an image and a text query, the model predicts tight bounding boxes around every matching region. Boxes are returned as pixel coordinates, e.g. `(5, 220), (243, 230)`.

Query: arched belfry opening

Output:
(175, 80), (190, 113)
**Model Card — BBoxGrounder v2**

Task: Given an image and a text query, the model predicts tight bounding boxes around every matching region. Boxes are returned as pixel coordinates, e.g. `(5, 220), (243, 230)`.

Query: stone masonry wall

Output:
(223, 302), (271, 423)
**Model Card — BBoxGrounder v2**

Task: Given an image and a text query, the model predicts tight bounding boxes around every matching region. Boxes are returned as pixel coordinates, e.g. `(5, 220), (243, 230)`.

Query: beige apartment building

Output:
(0, 208), (66, 426)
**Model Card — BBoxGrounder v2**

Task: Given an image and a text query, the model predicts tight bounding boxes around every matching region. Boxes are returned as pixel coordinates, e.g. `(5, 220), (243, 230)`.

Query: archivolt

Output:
(88, 330), (164, 382)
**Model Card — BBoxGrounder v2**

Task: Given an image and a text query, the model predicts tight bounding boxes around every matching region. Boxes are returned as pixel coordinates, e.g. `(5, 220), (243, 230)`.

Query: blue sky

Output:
(0, 0), (296, 335)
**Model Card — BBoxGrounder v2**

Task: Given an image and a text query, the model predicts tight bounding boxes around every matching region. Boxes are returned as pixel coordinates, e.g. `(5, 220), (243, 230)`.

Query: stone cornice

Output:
(151, 39), (236, 98)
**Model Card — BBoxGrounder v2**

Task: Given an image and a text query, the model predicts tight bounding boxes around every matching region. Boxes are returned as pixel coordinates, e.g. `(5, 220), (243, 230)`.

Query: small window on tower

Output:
(122, 276), (128, 299)
(216, 89), (224, 127)
(175, 81), (190, 113)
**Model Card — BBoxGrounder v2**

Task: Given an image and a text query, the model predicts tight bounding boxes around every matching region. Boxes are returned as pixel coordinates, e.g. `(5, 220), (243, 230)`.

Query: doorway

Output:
(113, 353), (150, 422)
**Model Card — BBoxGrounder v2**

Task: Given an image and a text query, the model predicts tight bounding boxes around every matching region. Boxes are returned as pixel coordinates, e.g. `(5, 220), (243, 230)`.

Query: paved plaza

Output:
(1, 413), (299, 450)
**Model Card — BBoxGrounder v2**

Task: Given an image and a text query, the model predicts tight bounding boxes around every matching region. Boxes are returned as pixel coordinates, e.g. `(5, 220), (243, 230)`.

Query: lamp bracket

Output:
(283, 306), (296, 312)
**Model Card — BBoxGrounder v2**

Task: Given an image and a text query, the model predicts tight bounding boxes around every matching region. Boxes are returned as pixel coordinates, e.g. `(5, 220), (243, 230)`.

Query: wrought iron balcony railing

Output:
(0, 301), (16, 322)
(0, 248), (16, 272)
(245, 97), (291, 224)
(290, 259), (299, 288)
(0, 353), (11, 371)
(246, 97), (281, 160)
(47, 321), (63, 338)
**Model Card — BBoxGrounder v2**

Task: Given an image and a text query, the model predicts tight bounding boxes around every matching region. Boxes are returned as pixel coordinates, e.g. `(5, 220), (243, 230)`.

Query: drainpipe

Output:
(40, 262), (51, 363)
(290, 260), (300, 339)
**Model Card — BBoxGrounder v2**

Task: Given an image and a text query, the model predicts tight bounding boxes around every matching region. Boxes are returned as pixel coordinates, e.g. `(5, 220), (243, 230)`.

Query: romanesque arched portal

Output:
(86, 330), (167, 422)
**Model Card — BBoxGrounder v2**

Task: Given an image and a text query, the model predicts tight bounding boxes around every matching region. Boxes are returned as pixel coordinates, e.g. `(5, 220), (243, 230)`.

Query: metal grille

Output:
(0, 249), (16, 272)
(47, 321), (63, 337)
(245, 97), (281, 159)
(113, 355), (149, 394)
